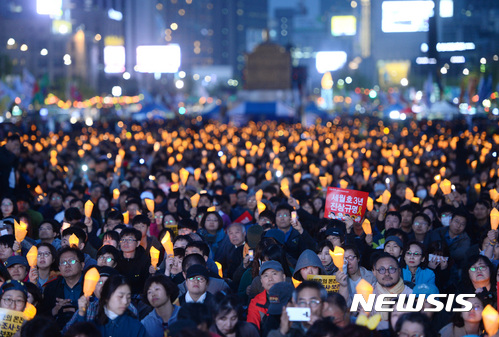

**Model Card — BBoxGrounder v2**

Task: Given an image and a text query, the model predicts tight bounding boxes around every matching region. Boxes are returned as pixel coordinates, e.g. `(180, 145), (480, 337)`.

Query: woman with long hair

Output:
(73, 274), (147, 337)
(210, 293), (259, 337)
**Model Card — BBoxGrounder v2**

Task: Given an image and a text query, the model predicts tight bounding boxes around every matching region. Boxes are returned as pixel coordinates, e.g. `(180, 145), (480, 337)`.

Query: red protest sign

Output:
(324, 187), (369, 222)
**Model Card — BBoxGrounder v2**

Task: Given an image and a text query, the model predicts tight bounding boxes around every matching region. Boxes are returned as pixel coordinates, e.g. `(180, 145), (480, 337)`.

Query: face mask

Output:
(416, 190), (427, 199)
(441, 214), (451, 227)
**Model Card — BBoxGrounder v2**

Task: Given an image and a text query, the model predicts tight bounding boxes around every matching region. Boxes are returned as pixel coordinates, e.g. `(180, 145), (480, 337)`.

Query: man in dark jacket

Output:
(116, 227), (151, 295)
(40, 247), (85, 329)
(0, 134), (20, 199)
(274, 203), (317, 260)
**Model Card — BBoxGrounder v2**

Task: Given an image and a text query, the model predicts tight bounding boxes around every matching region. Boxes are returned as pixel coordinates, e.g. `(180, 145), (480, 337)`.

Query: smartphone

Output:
(291, 211), (297, 223)
(286, 307), (311, 322)
(248, 249), (254, 261)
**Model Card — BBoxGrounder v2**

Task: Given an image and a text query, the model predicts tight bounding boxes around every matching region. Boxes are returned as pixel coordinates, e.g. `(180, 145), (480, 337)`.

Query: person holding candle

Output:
(72, 274), (148, 337)
(116, 228), (151, 295)
(316, 241), (337, 275)
(61, 227), (97, 267)
(210, 292), (260, 337)
(131, 214), (163, 257)
(28, 242), (58, 289)
(63, 266), (138, 334)
(408, 213), (432, 244)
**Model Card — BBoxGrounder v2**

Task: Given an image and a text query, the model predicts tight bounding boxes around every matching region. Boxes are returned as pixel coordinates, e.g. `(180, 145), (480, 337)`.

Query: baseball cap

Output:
(385, 236), (404, 249)
(5, 256), (29, 269)
(186, 265), (209, 280)
(0, 280), (27, 297)
(267, 282), (295, 315)
(325, 227), (345, 239)
(259, 261), (284, 276)
(264, 229), (285, 246)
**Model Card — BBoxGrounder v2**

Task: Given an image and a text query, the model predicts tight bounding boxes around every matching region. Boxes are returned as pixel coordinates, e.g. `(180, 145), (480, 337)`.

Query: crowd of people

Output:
(0, 115), (497, 337)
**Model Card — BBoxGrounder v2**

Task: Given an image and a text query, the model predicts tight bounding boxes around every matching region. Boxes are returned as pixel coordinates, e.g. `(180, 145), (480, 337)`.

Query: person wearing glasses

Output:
(61, 227), (97, 268)
(179, 264), (212, 305)
(372, 252), (412, 330)
(116, 228), (151, 295)
(408, 213), (432, 244)
(96, 245), (120, 268)
(28, 242), (59, 289)
(458, 255), (496, 300)
(401, 241), (435, 289)
(39, 247), (86, 329)
(439, 296), (485, 337)
(273, 203), (316, 261)
(0, 280), (27, 312)
(342, 245), (376, 301)
(269, 281), (328, 337)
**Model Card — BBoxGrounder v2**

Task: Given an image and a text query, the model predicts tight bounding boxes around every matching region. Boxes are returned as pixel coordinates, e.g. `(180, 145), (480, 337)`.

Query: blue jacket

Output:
(402, 266), (436, 288)
(141, 305), (180, 337)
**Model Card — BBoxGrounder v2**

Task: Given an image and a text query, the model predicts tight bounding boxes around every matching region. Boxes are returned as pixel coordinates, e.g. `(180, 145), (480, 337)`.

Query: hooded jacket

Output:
(292, 249), (325, 281)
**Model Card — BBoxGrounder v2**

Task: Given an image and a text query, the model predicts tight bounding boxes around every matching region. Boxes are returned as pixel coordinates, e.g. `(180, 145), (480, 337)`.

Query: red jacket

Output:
(247, 290), (268, 330)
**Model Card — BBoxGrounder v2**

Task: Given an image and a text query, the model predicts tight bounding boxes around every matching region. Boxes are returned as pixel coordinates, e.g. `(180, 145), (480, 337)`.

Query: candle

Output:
(194, 168), (201, 181)
(145, 198), (155, 213)
(122, 211), (129, 225)
(319, 176), (327, 188)
(257, 201), (266, 214)
(83, 267), (100, 297)
(69, 234), (79, 248)
(430, 183), (438, 196)
(367, 197), (373, 211)
(84, 200), (94, 218)
(150, 246), (160, 268)
(190, 194), (200, 208)
(439, 179), (452, 195)
(405, 188), (414, 200)
(482, 304), (499, 336)
(356, 279), (374, 302)
(381, 190), (391, 205)
(14, 220), (27, 243)
(240, 183), (248, 191)
(23, 302), (37, 320)
(255, 189), (263, 202)
(215, 261), (223, 278)
(292, 278), (302, 288)
(491, 208), (499, 231)
(161, 231), (174, 256)
(26, 246), (38, 267)
(362, 219), (372, 235)
(113, 188), (120, 200)
(340, 179), (348, 189)
(329, 247), (345, 272)
(180, 168), (189, 186)
(293, 172), (301, 184)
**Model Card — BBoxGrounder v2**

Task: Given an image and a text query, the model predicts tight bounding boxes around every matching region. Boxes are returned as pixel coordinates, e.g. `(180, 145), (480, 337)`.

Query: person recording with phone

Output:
(268, 281), (328, 337)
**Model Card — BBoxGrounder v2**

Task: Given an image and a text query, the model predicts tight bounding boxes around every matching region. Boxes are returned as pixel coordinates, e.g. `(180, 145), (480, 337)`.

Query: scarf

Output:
(374, 279), (406, 321)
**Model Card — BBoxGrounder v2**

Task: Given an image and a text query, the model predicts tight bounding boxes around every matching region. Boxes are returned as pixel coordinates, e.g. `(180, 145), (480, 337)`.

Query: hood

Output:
(293, 249), (325, 280)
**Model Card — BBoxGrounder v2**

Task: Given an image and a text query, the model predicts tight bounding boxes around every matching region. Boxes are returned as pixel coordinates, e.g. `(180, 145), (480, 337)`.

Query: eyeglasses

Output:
(1, 298), (25, 307)
(375, 266), (398, 274)
(37, 252), (51, 257)
(277, 214), (289, 218)
(406, 251), (422, 257)
(187, 276), (207, 283)
(164, 220), (175, 224)
(59, 259), (79, 266)
(297, 299), (322, 307)
(51, 197), (62, 200)
(98, 256), (114, 263)
(1, 202), (12, 206)
(470, 266), (488, 272)
(413, 222), (428, 227)
(471, 305), (483, 311)
(120, 238), (137, 243)
(344, 255), (357, 261)
(398, 332), (424, 337)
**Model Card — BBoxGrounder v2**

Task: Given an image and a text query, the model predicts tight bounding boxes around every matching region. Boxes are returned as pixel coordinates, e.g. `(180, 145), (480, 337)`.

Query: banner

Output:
(307, 275), (339, 293)
(0, 308), (24, 337)
(324, 187), (369, 222)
